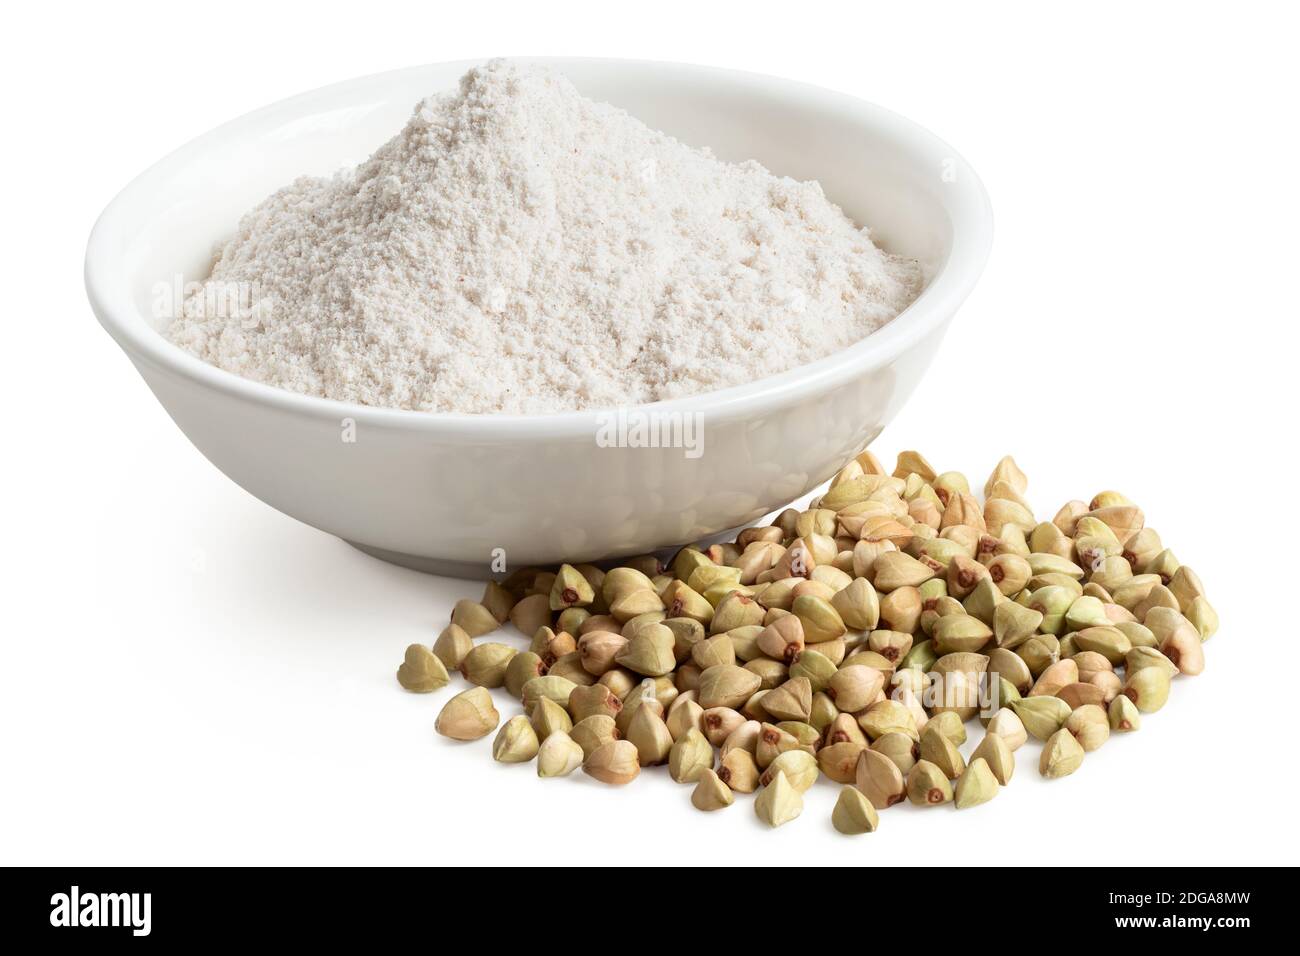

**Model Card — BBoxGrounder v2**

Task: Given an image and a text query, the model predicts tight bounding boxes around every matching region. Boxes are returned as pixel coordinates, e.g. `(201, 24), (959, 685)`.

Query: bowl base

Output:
(345, 540), (497, 578)
(345, 521), (756, 580)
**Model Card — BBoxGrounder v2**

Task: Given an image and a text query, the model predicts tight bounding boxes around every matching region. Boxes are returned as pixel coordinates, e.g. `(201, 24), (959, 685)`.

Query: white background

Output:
(2, 0), (1295, 865)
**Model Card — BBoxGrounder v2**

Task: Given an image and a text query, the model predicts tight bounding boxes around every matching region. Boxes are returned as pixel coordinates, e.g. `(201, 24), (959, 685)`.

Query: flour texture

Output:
(168, 61), (923, 414)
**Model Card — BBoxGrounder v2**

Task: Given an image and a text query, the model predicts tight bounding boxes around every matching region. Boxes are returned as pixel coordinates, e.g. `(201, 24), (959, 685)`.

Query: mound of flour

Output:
(168, 61), (923, 414)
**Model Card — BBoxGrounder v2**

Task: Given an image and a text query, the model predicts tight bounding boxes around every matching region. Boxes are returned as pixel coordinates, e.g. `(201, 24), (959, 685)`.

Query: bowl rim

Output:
(85, 56), (992, 438)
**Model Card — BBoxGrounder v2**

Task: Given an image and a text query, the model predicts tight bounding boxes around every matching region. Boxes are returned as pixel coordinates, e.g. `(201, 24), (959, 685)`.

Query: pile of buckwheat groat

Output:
(396, 449), (1216, 832)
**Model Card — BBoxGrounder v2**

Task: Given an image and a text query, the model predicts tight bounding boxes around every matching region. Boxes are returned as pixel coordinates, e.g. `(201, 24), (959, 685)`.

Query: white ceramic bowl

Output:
(86, 58), (991, 576)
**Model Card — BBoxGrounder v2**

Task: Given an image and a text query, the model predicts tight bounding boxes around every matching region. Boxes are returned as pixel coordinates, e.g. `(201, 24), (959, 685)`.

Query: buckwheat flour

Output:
(168, 60), (923, 414)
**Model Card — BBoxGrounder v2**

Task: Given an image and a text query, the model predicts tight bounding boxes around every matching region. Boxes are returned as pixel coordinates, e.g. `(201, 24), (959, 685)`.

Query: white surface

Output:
(85, 56), (989, 571)
(3, 0), (1295, 866)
